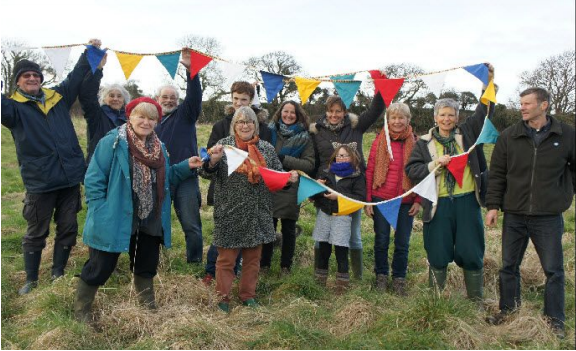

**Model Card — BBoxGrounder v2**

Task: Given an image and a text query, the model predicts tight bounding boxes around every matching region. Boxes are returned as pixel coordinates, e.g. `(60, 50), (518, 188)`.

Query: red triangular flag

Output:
(446, 153), (469, 187)
(368, 70), (387, 80)
(189, 51), (212, 79)
(373, 78), (405, 107)
(258, 166), (291, 192)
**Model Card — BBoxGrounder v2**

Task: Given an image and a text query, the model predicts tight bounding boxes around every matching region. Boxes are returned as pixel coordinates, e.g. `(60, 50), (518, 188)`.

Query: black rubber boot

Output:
(18, 251), (42, 295)
(51, 245), (72, 280)
(428, 266), (447, 292)
(464, 269), (484, 303)
(74, 279), (98, 323)
(350, 249), (363, 280)
(133, 275), (157, 309)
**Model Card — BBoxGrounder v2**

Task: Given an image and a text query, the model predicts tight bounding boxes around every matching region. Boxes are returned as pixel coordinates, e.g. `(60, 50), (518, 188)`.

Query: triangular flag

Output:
(44, 47), (72, 79)
(200, 147), (210, 162)
(86, 45), (107, 74)
(476, 118), (500, 145)
(373, 78), (405, 107)
(332, 76), (361, 108)
(420, 72), (447, 98)
(375, 198), (402, 230)
(294, 77), (321, 105)
(334, 196), (364, 216)
(156, 52), (180, 79)
(383, 115), (394, 161)
(223, 146), (248, 176)
(116, 52), (143, 80)
(297, 176), (326, 204)
(259, 166), (291, 192)
(413, 172), (438, 204)
(480, 80), (497, 105)
(369, 70), (387, 94)
(220, 61), (246, 89)
(446, 153), (469, 187)
(189, 51), (212, 79)
(463, 64), (489, 85)
(260, 71), (285, 103)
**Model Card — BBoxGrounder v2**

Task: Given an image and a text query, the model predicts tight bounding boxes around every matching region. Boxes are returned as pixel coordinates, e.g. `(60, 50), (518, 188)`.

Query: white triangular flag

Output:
(251, 85), (261, 108)
(412, 172), (437, 204)
(383, 115), (394, 161)
(224, 146), (248, 176)
(44, 47), (72, 80)
(420, 71), (447, 98)
(220, 61), (246, 90)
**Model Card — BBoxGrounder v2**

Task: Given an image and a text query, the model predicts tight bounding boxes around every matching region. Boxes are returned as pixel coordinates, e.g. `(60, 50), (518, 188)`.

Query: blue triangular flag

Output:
(86, 45), (107, 74)
(463, 64), (489, 85)
(200, 147), (210, 162)
(375, 198), (402, 230)
(156, 52), (180, 79)
(260, 71), (285, 103)
(297, 176), (326, 204)
(332, 77), (361, 108)
(476, 118), (500, 145)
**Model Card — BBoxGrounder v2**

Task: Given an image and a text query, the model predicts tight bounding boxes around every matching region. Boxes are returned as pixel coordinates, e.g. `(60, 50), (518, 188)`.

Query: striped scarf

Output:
(432, 127), (458, 197)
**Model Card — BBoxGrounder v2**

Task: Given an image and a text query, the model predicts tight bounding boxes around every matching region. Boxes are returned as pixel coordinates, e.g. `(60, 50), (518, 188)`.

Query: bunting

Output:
(44, 47), (71, 79)
(446, 153), (469, 187)
(420, 71), (447, 98)
(200, 147), (210, 162)
(480, 80), (497, 105)
(259, 166), (291, 192)
(156, 52), (180, 79)
(373, 78), (405, 107)
(375, 198), (402, 230)
(189, 50), (212, 78)
(86, 45), (107, 74)
(220, 61), (246, 89)
(331, 74), (361, 108)
(463, 63), (489, 85)
(476, 118), (500, 145)
(223, 146), (248, 176)
(412, 172), (438, 204)
(368, 70), (387, 94)
(294, 77), (321, 104)
(260, 71), (285, 103)
(335, 196), (364, 216)
(297, 176), (327, 204)
(116, 52), (143, 80)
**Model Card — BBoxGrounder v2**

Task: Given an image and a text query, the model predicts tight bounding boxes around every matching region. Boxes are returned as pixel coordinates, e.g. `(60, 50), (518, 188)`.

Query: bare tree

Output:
(2, 39), (56, 95)
(519, 50), (575, 114)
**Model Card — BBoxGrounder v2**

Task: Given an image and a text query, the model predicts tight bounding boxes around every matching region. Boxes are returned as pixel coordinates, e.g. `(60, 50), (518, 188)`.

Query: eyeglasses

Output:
(21, 72), (41, 79)
(336, 154), (350, 159)
(235, 120), (255, 126)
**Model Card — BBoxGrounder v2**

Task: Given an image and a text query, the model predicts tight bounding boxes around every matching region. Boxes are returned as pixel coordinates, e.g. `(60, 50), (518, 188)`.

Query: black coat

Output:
(313, 168), (366, 215)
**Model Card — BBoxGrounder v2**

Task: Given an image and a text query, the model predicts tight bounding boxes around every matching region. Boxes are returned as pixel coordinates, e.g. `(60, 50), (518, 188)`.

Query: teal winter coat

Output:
(82, 126), (194, 253)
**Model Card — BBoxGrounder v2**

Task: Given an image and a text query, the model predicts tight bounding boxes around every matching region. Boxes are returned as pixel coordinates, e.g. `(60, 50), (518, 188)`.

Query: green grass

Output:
(1, 119), (574, 349)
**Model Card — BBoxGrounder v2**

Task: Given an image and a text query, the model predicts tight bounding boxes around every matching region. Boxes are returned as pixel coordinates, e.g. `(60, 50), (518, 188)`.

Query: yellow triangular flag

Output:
(334, 196), (364, 216)
(116, 53), (144, 80)
(480, 80), (497, 105)
(294, 77), (321, 104)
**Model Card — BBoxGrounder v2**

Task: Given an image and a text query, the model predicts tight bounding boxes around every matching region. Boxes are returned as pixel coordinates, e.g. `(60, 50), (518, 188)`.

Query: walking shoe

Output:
(314, 268), (328, 286)
(280, 267), (291, 277)
(552, 325), (565, 340)
(242, 298), (258, 308)
(294, 224), (303, 237)
(18, 281), (38, 295)
(260, 266), (270, 276)
(485, 311), (509, 325)
(375, 274), (387, 292)
(335, 272), (350, 294)
(201, 273), (214, 287)
(392, 277), (407, 296)
(217, 302), (230, 313)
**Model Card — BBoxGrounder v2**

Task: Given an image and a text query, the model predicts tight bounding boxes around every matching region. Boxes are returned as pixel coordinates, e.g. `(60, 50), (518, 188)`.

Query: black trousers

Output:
(22, 184), (81, 252)
(80, 232), (161, 286)
(260, 218), (297, 269)
(318, 242), (349, 274)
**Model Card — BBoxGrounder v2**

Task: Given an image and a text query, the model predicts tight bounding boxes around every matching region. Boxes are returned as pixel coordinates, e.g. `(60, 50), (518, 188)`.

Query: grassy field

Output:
(1, 119), (574, 349)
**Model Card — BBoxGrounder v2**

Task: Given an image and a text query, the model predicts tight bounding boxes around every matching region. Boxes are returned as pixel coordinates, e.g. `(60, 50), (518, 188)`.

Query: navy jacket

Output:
(155, 72), (202, 165)
(1, 53), (90, 193)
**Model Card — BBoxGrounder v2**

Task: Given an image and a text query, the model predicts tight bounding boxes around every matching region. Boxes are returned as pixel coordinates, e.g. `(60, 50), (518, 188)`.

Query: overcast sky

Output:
(1, 0), (574, 105)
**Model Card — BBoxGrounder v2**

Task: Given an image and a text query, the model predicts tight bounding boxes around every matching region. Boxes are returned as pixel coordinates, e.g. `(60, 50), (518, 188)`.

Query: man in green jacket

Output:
(485, 87), (575, 339)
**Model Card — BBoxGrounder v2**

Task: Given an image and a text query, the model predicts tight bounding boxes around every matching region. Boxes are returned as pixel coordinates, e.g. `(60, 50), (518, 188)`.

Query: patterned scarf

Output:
(234, 134), (267, 184)
(269, 121), (309, 157)
(373, 125), (415, 191)
(432, 127), (458, 197)
(17, 88), (45, 105)
(322, 116), (346, 132)
(330, 162), (356, 177)
(125, 123), (166, 219)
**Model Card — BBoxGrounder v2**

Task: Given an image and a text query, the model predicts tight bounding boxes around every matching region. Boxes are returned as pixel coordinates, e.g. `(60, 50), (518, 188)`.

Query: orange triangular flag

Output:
(446, 153), (469, 187)
(334, 196), (364, 216)
(294, 77), (321, 104)
(116, 53), (143, 80)
(373, 78), (405, 107)
(189, 51), (212, 78)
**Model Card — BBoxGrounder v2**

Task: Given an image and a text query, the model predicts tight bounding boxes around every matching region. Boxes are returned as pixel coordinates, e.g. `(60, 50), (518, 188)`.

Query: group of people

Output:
(2, 40), (573, 338)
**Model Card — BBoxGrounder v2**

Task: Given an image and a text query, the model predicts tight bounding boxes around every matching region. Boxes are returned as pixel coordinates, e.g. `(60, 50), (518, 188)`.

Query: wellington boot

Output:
(350, 249), (363, 280)
(314, 268), (328, 287)
(428, 267), (447, 292)
(19, 251), (42, 295)
(74, 279), (98, 323)
(51, 245), (72, 280)
(335, 272), (350, 294)
(133, 275), (157, 310)
(464, 269), (484, 308)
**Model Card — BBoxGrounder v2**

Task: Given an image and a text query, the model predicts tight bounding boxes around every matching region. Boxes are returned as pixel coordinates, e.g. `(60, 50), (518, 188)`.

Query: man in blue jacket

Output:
(155, 48), (203, 264)
(1, 43), (94, 294)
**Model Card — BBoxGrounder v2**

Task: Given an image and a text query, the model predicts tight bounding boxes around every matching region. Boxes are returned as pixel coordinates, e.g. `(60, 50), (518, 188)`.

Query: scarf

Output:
(125, 123), (166, 219)
(234, 134), (267, 184)
(268, 121), (309, 158)
(17, 88), (45, 105)
(373, 125), (415, 191)
(102, 105), (127, 126)
(322, 116), (346, 132)
(330, 162), (356, 177)
(432, 127), (458, 197)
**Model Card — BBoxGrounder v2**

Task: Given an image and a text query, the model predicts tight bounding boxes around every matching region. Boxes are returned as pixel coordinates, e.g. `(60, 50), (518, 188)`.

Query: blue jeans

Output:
(499, 213), (565, 327)
(315, 208), (363, 250)
(172, 176), (203, 263)
(205, 244), (241, 277)
(373, 199), (414, 278)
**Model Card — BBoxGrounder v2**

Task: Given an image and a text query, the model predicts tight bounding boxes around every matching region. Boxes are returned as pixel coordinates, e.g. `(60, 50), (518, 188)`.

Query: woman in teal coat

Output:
(74, 97), (202, 323)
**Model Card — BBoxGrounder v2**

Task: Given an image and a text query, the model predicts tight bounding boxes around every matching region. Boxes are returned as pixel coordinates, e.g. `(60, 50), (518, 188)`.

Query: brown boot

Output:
(335, 272), (350, 294)
(314, 268), (328, 286)
(376, 274), (387, 292)
(392, 277), (407, 296)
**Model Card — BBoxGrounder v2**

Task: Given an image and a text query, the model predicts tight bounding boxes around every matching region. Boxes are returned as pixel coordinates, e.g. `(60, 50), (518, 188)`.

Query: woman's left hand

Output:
(188, 156), (203, 169)
(408, 202), (421, 216)
(180, 48), (191, 69)
(323, 192), (338, 200)
(288, 170), (299, 183)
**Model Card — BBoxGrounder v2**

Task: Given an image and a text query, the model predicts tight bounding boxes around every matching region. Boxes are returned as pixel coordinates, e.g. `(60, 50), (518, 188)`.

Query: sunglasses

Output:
(21, 72), (41, 79)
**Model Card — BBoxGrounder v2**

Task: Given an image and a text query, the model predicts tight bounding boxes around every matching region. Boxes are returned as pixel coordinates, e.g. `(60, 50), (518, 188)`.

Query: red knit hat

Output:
(125, 97), (163, 122)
